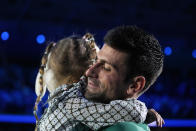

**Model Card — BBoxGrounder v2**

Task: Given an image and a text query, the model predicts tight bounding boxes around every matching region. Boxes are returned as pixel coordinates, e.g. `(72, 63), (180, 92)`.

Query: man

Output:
(82, 25), (164, 130)
(36, 26), (164, 131)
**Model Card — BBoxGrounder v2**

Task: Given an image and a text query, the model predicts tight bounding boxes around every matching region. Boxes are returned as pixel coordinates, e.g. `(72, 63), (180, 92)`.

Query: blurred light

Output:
(0, 114), (196, 127)
(163, 119), (196, 127)
(192, 49), (196, 59)
(148, 120), (196, 127)
(36, 34), (45, 44)
(0, 114), (35, 123)
(164, 46), (172, 56)
(153, 100), (161, 110)
(1, 31), (10, 41)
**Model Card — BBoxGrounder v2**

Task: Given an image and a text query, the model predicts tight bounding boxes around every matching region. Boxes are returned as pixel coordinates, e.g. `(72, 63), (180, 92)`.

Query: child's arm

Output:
(64, 96), (147, 130)
(49, 81), (148, 130)
(38, 82), (164, 131)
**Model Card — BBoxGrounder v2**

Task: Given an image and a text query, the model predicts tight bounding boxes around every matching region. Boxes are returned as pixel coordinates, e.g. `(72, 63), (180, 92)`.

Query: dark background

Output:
(0, 0), (196, 130)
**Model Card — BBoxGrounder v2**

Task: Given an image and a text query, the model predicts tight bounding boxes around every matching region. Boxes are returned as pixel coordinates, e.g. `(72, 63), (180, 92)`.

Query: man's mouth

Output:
(87, 78), (99, 90)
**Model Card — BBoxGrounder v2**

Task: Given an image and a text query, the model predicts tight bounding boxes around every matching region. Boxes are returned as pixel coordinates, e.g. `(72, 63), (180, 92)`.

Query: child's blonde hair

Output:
(33, 33), (98, 127)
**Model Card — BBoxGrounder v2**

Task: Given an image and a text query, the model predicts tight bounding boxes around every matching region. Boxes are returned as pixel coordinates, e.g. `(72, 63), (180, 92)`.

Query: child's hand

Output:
(145, 108), (165, 127)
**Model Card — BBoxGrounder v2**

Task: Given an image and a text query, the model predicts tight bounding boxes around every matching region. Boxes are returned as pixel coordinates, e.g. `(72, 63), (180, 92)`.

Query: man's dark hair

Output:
(104, 25), (164, 93)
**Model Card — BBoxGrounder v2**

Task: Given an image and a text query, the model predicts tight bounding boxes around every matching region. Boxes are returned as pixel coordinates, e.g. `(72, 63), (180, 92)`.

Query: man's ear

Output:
(127, 76), (146, 97)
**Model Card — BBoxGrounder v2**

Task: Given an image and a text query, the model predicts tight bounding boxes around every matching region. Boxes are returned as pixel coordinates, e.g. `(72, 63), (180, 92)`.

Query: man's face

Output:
(85, 44), (130, 103)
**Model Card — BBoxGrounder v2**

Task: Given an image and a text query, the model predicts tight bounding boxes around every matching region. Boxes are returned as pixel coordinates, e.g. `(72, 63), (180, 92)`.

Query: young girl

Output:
(34, 33), (162, 131)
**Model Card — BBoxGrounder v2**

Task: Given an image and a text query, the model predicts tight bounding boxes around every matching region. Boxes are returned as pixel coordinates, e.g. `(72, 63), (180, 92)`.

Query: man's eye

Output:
(103, 64), (111, 71)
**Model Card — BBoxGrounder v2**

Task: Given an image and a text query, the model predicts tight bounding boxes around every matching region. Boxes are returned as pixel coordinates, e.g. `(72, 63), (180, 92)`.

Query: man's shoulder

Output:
(101, 122), (150, 131)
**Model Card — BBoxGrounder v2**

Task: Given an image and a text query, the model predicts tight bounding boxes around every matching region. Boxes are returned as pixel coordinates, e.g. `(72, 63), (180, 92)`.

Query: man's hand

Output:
(145, 109), (165, 127)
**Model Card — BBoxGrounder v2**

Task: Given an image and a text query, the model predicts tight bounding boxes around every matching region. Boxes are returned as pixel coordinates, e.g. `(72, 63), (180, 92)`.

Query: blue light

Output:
(36, 34), (45, 44)
(164, 46), (172, 56)
(164, 119), (196, 127)
(1, 31), (10, 41)
(148, 119), (196, 127)
(0, 114), (35, 123)
(0, 114), (196, 127)
(192, 49), (196, 59)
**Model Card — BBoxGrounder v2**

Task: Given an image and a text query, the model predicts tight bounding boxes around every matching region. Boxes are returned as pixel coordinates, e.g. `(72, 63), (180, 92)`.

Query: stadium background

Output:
(0, 0), (196, 130)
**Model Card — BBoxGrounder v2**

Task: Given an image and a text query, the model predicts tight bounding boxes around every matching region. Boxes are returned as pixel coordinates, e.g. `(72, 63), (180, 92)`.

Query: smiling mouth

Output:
(87, 79), (99, 90)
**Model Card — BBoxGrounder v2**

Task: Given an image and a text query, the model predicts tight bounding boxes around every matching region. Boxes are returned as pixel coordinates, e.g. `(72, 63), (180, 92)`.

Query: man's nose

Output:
(85, 63), (99, 78)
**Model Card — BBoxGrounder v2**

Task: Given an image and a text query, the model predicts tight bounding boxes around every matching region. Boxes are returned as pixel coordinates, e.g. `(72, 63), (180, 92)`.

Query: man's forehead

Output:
(98, 44), (128, 66)
(98, 45), (115, 61)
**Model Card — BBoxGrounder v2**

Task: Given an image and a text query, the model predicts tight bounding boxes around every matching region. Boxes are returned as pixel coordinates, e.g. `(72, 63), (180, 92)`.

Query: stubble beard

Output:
(84, 84), (127, 104)
(84, 86), (111, 104)
(84, 78), (111, 103)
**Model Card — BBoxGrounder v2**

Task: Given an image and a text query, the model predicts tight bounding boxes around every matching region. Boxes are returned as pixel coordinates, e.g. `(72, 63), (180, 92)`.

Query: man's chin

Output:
(84, 88), (99, 100)
(84, 89), (110, 104)
(84, 88), (95, 99)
